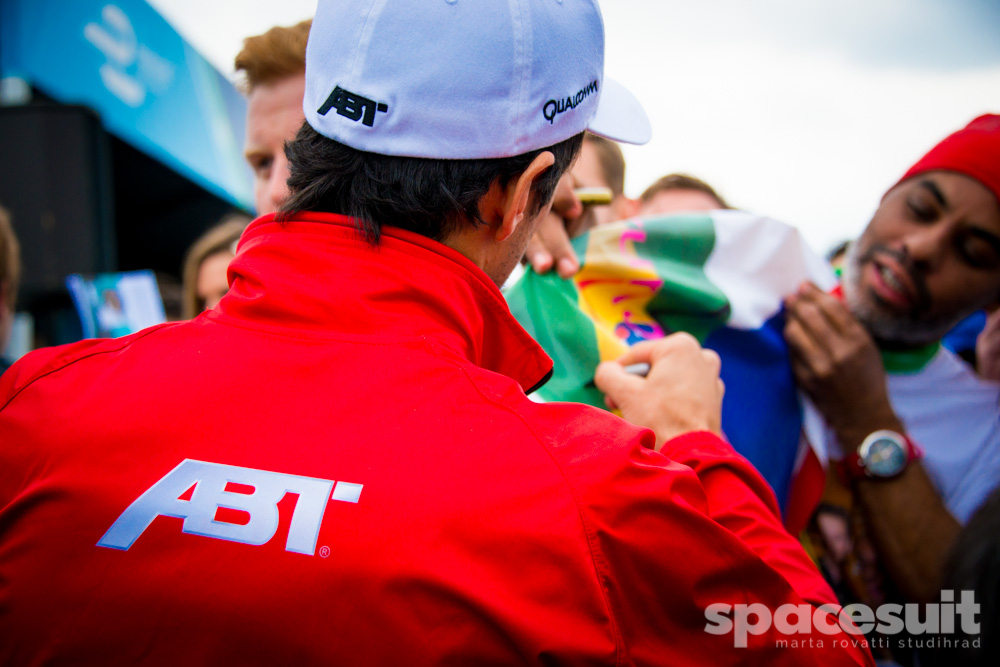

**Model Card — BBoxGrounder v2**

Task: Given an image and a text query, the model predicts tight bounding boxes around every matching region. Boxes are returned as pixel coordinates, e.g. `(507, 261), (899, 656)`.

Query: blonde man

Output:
(235, 20), (311, 216)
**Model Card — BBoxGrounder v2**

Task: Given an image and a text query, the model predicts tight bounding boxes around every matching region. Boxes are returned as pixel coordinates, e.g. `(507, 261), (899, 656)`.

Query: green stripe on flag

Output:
(506, 215), (737, 406)
(506, 237), (605, 406)
(634, 214), (729, 343)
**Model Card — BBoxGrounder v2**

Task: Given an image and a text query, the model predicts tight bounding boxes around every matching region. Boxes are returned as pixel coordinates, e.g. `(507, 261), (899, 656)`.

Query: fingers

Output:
(784, 284), (837, 361)
(524, 230), (555, 274)
(607, 339), (658, 367)
(525, 174), (581, 277)
(595, 332), (725, 443)
(976, 310), (1000, 381)
(612, 333), (701, 368)
(783, 283), (893, 435)
(785, 282), (855, 337)
(593, 359), (646, 403)
(783, 281), (878, 377)
(784, 300), (843, 393)
(526, 211), (579, 276)
(556, 256), (580, 279)
(701, 347), (722, 377)
(784, 313), (827, 366)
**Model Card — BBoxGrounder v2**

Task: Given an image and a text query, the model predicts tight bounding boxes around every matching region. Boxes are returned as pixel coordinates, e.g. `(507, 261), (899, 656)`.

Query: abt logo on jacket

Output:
(97, 460), (363, 556)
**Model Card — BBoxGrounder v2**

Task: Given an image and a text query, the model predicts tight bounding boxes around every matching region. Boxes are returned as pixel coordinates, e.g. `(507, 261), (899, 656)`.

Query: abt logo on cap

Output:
(318, 85), (389, 127)
(97, 459), (363, 556)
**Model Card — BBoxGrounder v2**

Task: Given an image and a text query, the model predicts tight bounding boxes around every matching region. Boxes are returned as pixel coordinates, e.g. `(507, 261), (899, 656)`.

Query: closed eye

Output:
(959, 229), (1000, 269)
(245, 153), (273, 177)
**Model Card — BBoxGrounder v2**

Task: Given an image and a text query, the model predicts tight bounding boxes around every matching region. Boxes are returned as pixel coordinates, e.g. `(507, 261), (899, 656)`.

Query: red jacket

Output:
(0, 213), (873, 665)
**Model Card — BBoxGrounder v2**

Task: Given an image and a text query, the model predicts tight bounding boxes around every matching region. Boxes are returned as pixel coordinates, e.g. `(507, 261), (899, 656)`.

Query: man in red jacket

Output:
(0, 1), (873, 664)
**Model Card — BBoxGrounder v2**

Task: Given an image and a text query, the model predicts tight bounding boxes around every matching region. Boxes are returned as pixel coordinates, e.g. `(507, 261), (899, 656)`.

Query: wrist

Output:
(831, 410), (905, 455)
(659, 429), (730, 459)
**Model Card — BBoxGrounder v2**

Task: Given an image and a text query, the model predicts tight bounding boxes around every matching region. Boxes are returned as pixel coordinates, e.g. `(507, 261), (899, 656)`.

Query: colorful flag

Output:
(505, 211), (836, 531)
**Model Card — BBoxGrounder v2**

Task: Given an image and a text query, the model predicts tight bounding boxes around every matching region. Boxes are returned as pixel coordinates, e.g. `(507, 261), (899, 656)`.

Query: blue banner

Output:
(1, 0), (253, 209)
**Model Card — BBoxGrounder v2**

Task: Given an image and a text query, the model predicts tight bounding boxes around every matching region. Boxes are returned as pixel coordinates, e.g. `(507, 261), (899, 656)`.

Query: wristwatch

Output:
(838, 430), (922, 482)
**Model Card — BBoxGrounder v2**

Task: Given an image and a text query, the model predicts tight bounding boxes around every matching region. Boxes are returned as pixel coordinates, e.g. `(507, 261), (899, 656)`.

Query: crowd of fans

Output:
(0, 2), (997, 665)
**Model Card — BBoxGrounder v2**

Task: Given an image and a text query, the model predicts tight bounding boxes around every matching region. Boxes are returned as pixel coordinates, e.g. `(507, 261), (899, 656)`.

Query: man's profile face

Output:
(843, 170), (1000, 345)
(244, 74), (307, 216)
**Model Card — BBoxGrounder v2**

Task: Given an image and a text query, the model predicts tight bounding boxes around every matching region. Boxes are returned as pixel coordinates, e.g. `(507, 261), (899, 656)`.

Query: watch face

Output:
(863, 437), (907, 477)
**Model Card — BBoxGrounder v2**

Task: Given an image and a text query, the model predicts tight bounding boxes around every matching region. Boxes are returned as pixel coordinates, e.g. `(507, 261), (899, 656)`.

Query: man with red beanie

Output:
(785, 115), (1000, 616)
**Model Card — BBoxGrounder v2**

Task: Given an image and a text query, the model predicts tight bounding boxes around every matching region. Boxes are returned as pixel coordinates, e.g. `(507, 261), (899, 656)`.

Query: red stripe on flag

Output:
(784, 448), (825, 535)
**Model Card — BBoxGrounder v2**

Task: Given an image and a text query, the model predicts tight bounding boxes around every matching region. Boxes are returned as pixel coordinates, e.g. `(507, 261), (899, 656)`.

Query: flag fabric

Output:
(505, 210), (836, 531)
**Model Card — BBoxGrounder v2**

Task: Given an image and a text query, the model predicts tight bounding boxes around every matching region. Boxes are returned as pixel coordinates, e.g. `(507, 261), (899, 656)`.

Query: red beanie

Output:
(897, 114), (1000, 205)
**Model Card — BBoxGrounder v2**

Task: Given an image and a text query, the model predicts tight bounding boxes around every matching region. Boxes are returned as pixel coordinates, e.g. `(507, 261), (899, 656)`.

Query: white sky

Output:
(148, 0), (1000, 256)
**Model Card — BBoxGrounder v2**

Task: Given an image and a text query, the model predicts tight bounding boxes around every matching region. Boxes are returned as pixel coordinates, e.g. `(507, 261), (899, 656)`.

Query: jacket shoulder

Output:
(0, 324), (173, 410)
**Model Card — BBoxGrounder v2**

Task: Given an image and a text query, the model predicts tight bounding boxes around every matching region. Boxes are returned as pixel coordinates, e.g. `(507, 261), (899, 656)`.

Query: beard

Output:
(841, 239), (958, 347)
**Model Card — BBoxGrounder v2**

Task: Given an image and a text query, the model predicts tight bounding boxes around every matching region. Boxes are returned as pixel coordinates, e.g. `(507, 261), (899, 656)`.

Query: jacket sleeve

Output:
(549, 412), (876, 666)
(661, 430), (839, 608)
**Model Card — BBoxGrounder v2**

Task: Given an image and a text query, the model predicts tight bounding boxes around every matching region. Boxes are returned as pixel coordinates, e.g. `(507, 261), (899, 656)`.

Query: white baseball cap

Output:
(303, 0), (652, 160)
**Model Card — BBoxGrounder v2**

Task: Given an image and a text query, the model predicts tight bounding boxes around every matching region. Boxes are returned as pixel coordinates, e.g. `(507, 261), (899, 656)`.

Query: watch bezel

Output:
(858, 429), (908, 478)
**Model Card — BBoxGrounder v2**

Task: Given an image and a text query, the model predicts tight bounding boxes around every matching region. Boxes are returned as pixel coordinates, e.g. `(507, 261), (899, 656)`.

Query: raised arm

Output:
(591, 333), (874, 664)
(594, 333), (841, 605)
(783, 281), (960, 602)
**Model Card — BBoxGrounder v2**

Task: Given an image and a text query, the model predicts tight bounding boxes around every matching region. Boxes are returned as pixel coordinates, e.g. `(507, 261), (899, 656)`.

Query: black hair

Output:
(922, 486), (1000, 667)
(277, 122), (583, 244)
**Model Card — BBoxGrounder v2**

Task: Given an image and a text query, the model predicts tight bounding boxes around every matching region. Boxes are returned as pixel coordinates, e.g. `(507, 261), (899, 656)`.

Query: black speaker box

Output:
(0, 104), (115, 304)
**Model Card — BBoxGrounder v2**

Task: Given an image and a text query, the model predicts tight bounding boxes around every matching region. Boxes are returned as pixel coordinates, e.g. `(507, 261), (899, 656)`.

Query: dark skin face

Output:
(843, 170), (1000, 346)
(783, 170), (1000, 440)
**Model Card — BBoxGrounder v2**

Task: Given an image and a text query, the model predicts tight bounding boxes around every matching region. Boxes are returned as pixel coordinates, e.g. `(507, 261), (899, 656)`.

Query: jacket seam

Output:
(0, 325), (171, 414)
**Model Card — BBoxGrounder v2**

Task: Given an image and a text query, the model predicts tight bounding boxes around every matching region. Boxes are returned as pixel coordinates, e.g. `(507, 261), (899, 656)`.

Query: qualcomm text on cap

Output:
(543, 80), (599, 125)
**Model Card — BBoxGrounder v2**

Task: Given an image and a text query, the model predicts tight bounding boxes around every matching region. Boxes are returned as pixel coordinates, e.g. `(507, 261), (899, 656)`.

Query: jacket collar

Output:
(216, 212), (553, 393)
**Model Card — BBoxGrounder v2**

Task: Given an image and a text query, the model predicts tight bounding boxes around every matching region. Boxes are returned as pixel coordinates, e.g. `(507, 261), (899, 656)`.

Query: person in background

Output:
(826, 240), (851, 271)
(571, 132), (637, 227)
(235, 19), (310, 216)
(786, 115), (1000, 619)
(173, 22), (309, 322)
(0, 206), (20, 374)
(154, 272), (184, 323)
(637, 172), (730, 215)
(180, 214), (250, 319)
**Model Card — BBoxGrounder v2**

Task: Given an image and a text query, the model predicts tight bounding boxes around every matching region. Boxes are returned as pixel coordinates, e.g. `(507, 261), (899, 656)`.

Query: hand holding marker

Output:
(586, 362), (650, 388)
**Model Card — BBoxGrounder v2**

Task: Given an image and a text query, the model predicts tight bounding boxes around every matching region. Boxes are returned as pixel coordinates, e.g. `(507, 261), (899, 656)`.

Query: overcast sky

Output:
(148, 0), (1000, 255)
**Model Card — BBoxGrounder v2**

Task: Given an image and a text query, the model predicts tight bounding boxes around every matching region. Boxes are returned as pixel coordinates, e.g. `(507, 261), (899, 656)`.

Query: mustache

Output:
(857, 243), (932, 315)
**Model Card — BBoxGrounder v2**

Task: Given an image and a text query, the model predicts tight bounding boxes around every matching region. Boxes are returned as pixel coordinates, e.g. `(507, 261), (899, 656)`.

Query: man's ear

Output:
(495, 151), (555, 242)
